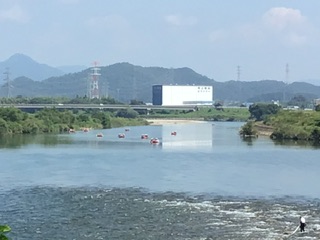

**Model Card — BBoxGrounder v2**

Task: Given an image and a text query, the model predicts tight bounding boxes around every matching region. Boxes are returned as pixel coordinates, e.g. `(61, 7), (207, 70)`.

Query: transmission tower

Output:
(132, 66), (137, 100)
(104, 79), (109, 98)
(283, 63), (289, 103)
(89, 61), (101, 99)
(237, 65), (241, 81)
(3, 67), (12, 98)
(285, 63), (289, 83)
(117, 88), (120, 101)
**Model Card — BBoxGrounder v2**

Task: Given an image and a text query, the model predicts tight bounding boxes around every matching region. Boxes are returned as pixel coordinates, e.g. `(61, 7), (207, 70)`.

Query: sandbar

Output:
(146, 119), (204, 125)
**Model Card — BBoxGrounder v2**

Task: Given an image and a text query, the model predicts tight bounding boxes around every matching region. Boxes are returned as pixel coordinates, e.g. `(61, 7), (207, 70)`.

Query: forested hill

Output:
(1, 62), (320, 103)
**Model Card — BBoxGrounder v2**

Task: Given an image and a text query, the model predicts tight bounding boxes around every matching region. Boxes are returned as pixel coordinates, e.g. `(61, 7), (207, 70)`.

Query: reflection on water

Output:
(0, 134), (72, 148)
(162, 123), (213, 149)
(2, 121), (320, 150)
(272, 139), (320, 148)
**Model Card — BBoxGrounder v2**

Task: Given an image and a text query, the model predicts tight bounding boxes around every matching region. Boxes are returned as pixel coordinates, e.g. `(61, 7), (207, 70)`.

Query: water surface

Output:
(1, 122), (319, 239)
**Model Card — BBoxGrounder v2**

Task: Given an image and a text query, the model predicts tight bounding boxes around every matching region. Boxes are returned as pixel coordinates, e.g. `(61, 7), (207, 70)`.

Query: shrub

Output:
(239, 121), (257, 137)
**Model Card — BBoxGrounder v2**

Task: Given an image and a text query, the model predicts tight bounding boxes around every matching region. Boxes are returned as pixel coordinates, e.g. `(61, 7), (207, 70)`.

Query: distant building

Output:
(152, 85), (213, 106)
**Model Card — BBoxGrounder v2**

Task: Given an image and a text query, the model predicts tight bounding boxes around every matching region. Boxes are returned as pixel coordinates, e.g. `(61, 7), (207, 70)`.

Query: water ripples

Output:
(1, 187), (320, 239)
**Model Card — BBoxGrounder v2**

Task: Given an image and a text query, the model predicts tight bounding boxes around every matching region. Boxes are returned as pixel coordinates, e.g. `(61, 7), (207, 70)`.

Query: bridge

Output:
(0, 103), (201, 111)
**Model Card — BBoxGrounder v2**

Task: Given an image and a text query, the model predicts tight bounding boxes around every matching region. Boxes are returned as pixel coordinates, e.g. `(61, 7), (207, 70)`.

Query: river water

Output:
(0, 122), (320, 239)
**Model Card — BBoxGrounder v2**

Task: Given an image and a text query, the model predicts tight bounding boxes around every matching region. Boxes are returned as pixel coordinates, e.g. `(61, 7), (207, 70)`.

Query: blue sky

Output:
(1, 0), (320, 84)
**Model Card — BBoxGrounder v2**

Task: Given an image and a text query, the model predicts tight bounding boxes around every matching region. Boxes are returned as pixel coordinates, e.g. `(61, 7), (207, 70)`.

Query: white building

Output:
(152, 85), (213, 106)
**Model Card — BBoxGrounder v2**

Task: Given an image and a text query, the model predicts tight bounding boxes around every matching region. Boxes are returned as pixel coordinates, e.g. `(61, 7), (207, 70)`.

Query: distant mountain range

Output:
(0, 53), (87, 81)
(1, 53), (320, 103)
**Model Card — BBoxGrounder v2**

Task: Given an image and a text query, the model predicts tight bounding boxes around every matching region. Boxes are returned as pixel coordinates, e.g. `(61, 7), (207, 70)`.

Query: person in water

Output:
(299, 216), (306, 232)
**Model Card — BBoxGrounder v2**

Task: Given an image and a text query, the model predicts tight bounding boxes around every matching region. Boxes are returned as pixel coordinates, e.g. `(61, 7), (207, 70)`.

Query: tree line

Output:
(240, 103), (320, 143)
(0, 106), (147, 135)
(0, 96), (120, 105)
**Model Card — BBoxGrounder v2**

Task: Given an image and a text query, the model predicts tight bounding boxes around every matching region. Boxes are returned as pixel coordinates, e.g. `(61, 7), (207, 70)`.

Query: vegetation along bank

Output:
(4, 96), (320, 142)
(240, 103), (320, 143)
(0, 106), (149, 135)
(0, 96), (252, 135)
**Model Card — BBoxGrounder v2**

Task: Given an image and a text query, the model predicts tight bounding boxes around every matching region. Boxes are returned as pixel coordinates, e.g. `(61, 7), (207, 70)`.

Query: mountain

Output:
(1, 54), (320, 103)
(0, 53), (65, 81)
(57, 65), (87, 74)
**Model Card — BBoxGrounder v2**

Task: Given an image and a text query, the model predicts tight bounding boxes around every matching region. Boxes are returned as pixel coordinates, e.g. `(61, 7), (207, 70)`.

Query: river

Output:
(0, 122), (319, 239)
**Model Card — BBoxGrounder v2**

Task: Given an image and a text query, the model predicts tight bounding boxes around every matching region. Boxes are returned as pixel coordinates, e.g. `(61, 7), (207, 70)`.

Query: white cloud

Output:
(0, 4), (29, 23)
(262, 7), (306, 31)
(262, 7), (312, 46)
(164, 14), (198, 27)
(207, 7), (316, 48)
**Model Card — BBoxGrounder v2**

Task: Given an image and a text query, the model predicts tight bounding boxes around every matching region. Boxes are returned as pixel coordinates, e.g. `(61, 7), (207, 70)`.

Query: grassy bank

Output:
(265, 110), (320, 142)
(241, 110), (320, 143)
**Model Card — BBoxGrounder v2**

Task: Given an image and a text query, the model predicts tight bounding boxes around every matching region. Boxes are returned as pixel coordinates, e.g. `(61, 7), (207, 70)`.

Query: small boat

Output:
(141, 134), (148, 139)
(83, 128), (89, 133)
(118, 133), (125, 138)
(125, 128), (130, 132)
(96, 133), (103, 138)
(171, 131), (177, 136)
(150, 138), (160, 144)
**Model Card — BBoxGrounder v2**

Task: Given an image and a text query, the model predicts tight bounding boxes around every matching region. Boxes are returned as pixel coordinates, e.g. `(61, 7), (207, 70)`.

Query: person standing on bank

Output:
(299, 216), (306, 232)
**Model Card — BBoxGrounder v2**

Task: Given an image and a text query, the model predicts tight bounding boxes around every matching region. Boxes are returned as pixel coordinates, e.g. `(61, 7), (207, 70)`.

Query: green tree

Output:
(77, 113), (91, 123)
(21, 119), (40, 134)
(7, 122), (23, 134)
(287, 95), (309, 109)
(0, 108), (24, 122)
(0, 118), (9, 135)
(60, 111), (76, 125)
(249, 103), (281, 121)
(214, 102), (224, 111)
(101, 114), (111, 129)
(239, 121), (257, 137)
(0, 224), (11, 240)
(130, 99), (144, 105)
(115, 108), (139, 118)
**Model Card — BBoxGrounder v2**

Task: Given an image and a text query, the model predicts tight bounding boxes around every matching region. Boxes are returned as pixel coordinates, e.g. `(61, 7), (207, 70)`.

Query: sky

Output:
(1, 0), (320, 84)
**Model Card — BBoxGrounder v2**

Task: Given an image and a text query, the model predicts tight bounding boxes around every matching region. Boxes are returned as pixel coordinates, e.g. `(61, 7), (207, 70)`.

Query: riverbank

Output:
(254, 122), (274, 137)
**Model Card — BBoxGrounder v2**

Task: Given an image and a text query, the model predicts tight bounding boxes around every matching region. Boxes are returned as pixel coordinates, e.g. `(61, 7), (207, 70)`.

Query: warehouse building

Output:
(152, 85), (213, 106)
